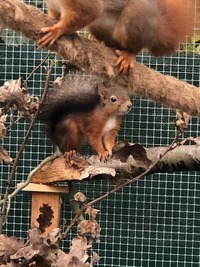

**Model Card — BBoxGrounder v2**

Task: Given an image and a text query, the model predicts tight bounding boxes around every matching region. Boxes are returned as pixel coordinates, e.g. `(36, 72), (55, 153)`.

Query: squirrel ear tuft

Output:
(102, 79), (111, 88)
(98, 83), (108, 98)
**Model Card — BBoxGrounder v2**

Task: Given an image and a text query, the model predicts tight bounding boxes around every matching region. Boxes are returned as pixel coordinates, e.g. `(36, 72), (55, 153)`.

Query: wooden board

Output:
(18, 182), (69, 193)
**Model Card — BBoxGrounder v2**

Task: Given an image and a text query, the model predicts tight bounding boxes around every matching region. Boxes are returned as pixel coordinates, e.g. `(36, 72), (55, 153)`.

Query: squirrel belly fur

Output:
(40, 74), (132, 161)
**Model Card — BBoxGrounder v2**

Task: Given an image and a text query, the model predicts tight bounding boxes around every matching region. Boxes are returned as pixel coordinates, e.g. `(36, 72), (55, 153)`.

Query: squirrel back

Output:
(40, 73), (132, 161)
(89, 0), (194, 55)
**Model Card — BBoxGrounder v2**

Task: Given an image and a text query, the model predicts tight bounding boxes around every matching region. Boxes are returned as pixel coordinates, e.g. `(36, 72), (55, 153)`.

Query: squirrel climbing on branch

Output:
(40, 72), (132, 162)
(38, 0), (194, 73)
(88, 0), (195, 72)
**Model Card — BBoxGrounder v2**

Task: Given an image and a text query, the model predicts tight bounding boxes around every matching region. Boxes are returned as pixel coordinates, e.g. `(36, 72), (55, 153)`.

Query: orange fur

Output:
(37, 0), (103, 48)
(88, 0), (195, 72)
(151, 0), (195, 56)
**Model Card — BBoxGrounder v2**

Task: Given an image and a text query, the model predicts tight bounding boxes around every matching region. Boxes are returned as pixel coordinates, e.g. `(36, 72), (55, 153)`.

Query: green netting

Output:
(0, 1), (200, 266)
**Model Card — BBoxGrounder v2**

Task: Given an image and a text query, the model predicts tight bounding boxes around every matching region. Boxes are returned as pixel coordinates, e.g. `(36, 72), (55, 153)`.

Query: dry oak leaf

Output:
(55, 237), (90, 267)
(11, 228), (50, 261)
(56, 250), (89, 267)
(0, 78), (39, 118)
(0, 113), (7, 140)
(77, 220), (101, 242)
(85, 206), (99, 220)
(0, 146), (13, 164)
(0, 234), (24, 259)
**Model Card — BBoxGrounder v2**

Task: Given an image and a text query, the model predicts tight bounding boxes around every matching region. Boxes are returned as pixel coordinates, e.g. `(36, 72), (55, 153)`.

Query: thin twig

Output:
(23, 52), (52, 86)
(6, 117), (21, 130)
(62, 140), (178, 238)
(0, 64), (53, 233)
(0, 153), (60, 207)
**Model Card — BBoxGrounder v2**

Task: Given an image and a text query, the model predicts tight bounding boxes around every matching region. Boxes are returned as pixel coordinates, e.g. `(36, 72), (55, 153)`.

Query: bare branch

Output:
(30, 144), (200, 184)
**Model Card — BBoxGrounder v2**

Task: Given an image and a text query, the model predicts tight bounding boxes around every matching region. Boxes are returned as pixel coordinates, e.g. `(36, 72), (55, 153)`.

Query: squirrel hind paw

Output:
(98, 151), (111, 162)
(115, 50), (136, 74)
(64, 150), (77, 163)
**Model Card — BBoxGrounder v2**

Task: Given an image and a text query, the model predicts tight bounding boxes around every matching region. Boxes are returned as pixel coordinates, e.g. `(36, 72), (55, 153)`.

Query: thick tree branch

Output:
(0, 0), (200, 116)
(30, 145), (200, 184)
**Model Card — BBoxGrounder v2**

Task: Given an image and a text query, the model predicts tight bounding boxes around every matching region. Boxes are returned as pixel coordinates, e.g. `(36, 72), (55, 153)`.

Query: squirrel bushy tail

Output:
(40, 74), (101, 133)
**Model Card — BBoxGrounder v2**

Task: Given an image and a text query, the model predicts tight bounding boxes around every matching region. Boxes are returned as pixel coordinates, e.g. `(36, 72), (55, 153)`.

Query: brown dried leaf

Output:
(0, 146), (12, 164)
(55, 238), (90, 267)
(29, 228), (44, 248)
(85, 206), (99, 220)
(0, 263), (17, 267)
(56, 250), (89, 267)
(0, 234), (24, 258)
(10, 246), (39, 261)
(0, 22), (4, 33)
(67, 256), (89, 267)
(0, 78), (39, 118)
(0, 113), (7, 140)
(192, 137), (200, 146)
(54, 249), (72, 267)
(70, 237), (90, 263)
(74, 192), (87, 203)
(11, 228), (57, 264)
(45, 228), (61, 246)
(91, 251), (100, 265)
(11, 229), (44, 261)
(77, 220), (101, 242)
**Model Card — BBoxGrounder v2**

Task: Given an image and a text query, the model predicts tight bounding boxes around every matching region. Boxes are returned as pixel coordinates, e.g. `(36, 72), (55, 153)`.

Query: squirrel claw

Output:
(64, 150), (77, 163)
(98, 151), (110, 162)
(37, 25), (64, 49)
(115, 50), (135, 74)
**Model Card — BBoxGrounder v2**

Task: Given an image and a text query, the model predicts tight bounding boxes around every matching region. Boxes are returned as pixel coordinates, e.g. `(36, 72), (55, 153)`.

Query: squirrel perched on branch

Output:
(38, 0), (194, 73)
(40, 71), (132, 162)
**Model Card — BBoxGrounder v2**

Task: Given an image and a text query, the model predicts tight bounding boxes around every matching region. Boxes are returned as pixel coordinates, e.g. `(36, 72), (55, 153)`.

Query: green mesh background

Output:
(0, 1), (200, 266)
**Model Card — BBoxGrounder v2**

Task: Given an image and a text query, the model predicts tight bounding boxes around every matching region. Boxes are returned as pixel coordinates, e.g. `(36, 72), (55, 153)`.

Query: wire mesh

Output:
(0, 0), (200, 266)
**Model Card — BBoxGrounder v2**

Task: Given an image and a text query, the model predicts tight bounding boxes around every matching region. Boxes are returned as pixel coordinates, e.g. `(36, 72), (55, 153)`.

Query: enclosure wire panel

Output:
(0, 0), (200, 266)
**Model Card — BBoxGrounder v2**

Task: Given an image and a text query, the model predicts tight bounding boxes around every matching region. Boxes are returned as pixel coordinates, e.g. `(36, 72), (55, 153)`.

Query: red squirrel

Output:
(38, 0), (194, 73)
(88, 0), (195, 72)
(40, 72), (132, 161)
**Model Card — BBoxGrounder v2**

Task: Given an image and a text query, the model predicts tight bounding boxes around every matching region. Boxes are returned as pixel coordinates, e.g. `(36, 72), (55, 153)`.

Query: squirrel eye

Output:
(110, 96), (117, 102)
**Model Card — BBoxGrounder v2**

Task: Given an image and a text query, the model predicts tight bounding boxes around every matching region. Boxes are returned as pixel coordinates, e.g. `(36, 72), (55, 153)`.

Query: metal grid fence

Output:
(0, 1), (200, 266)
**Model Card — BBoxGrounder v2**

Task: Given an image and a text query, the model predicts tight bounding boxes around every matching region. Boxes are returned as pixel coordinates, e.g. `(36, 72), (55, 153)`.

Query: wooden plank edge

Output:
(17, 183), (69, 193)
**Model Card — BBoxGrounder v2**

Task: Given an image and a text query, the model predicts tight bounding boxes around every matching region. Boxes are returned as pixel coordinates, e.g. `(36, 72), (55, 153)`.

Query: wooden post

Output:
(18, 183), (69, 237)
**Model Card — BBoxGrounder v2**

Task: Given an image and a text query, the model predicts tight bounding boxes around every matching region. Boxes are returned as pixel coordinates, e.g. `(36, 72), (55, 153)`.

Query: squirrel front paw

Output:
(37, 24), (64, 49)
